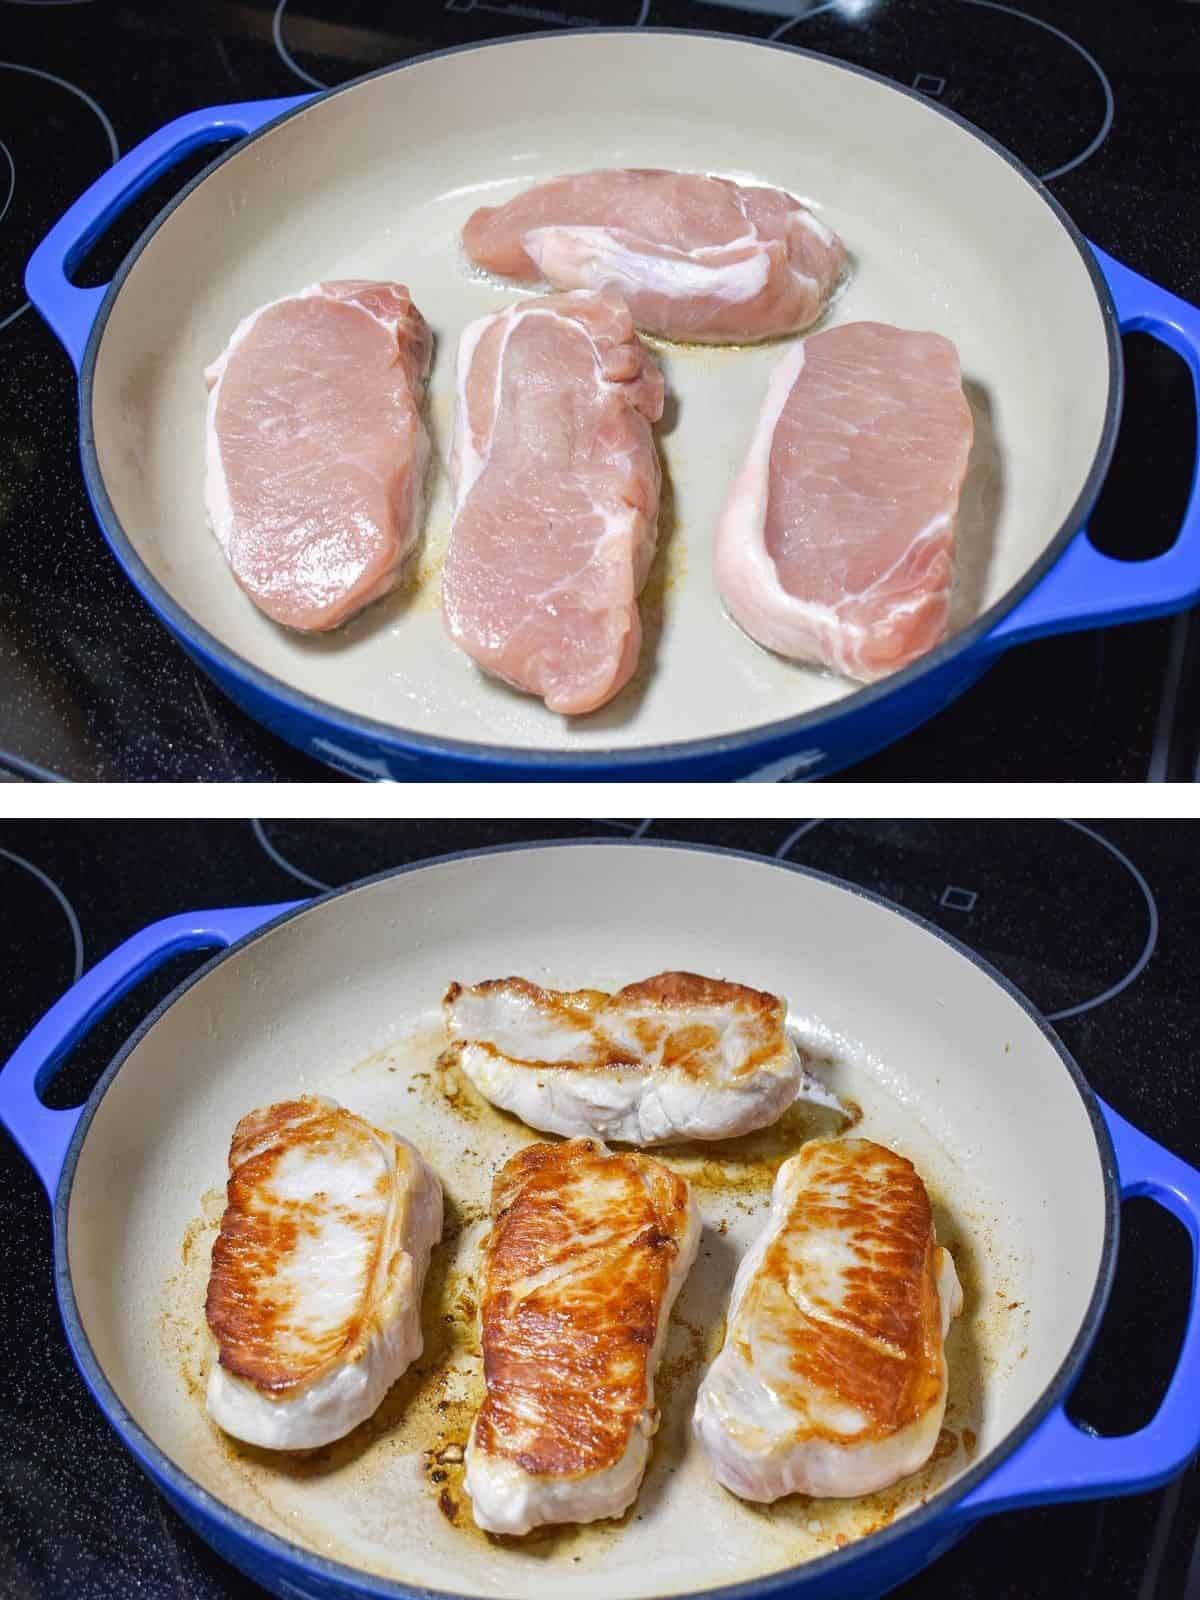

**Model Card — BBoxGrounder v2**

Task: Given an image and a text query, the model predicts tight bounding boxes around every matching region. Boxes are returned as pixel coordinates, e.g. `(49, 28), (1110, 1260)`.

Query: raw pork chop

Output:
(443, 971), (844, 1144)
(204, 280), (433, 632)
(693, 1138), (962, 1501)
(715, 322), (974, 681)
(464, 1138), (700, 1534)
(463, 169), (846, 344)
(443, 288), (664, 715)
(205, 1095), (442, 1450)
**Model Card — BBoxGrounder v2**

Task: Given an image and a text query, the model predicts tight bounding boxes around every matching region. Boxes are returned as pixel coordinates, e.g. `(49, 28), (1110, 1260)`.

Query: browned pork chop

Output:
(464, 1137), (700, 1533)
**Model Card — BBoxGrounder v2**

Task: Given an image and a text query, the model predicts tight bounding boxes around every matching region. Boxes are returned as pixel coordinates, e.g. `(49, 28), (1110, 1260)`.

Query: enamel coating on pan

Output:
(36, 30), (1200, 778)
(3, 844), (1200, 1600)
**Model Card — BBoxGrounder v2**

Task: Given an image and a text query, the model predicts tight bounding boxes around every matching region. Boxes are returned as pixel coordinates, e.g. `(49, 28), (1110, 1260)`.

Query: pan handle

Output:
(954, 1097), (1200, 1521)
(982, 244), (1200, 652)
(0, 903), (299, 1199)
(25, 95), (310, 372)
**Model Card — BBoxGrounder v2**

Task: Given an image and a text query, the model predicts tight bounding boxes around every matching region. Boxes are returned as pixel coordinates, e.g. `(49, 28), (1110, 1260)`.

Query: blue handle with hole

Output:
(0, 904), (299, 1196)
(24, 95), (309, 371)
(983, 244), (1200, 651)
(955, 1097), (1200, 1518)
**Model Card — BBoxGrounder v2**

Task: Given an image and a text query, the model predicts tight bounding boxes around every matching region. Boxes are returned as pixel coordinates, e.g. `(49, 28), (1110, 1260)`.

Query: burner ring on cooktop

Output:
(0, 847), (83, 982)
(1050, 821), (1157, 1021)
(767, 0), (847, 40)
(273, 0), (328, 90)
(774, 818), (1158, 1024)
(0, 142), (14, 228)
(768, 0), (1113, 183)
(250, 817), (645, 891)
(251, 818), (333, 891)
(590, 818), (655, 838)
(0, 61), (118, 336)
(274, 0), (655, 90)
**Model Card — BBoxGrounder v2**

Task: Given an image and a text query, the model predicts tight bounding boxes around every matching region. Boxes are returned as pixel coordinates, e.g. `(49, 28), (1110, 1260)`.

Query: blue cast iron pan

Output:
(1, 841), (1198, 1596)
(24, 33), (1200, 780)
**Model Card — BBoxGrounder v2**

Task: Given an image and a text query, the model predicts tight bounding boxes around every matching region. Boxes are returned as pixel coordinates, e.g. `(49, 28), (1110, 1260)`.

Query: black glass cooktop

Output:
(1, 1), (1198, 782)
(0, 819), (1198, 1597)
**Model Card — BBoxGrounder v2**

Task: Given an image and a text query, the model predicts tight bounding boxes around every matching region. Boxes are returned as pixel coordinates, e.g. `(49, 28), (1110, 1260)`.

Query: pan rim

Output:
(77, 27), (1124, 775)
(51, 837), (1120, 1599)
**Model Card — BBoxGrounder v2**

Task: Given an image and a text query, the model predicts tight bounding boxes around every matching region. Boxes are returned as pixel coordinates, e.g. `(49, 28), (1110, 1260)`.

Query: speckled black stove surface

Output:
(1, 2), (1199, 780)
(1, 819), (1198, 1597)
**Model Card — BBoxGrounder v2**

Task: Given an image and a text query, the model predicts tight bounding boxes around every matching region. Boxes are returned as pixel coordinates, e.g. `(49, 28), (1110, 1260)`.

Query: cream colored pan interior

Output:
(66, 845), (1107, 1598)
(88, 32), (1111, 755)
